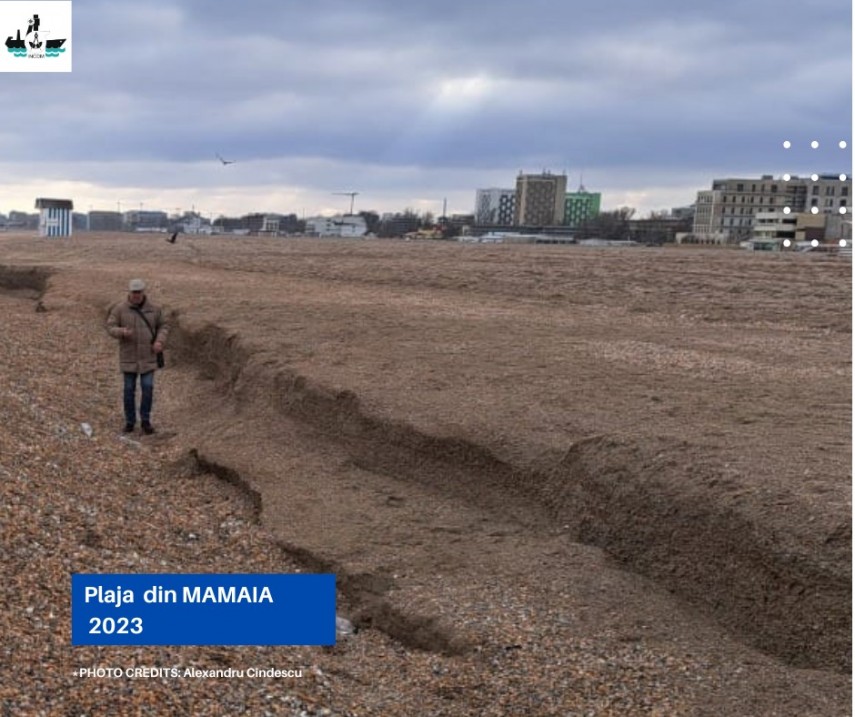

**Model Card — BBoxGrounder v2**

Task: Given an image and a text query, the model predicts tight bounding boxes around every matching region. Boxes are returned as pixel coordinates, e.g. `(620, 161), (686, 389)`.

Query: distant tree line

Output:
(575, 207), (636, 240)
(575, 207), (692, 244)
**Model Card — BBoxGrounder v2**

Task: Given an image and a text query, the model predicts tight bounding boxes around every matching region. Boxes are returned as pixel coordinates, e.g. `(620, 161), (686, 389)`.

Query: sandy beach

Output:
(0, 232), (850, 715)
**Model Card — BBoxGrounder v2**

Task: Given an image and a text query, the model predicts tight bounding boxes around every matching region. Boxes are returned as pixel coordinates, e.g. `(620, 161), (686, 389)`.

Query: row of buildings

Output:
(472, 170), (851, 246)
(0, 206), (308, 235)
(475, 172), (601, 229)
(8, 169), (851, 247)
(690, 174), (850, 244)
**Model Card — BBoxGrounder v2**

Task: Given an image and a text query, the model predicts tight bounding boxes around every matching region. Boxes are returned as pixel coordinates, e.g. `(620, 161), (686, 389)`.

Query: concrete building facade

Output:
(124, 210), (168, 231)
(514, 172), (567, 226)
(87, 211), (122, 231)
(751, 211), (797, 241)
(693, 174), (851, 241)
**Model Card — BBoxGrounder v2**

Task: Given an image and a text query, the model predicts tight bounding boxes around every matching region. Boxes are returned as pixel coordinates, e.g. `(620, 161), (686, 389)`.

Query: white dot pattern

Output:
(779, 139), (850, 226)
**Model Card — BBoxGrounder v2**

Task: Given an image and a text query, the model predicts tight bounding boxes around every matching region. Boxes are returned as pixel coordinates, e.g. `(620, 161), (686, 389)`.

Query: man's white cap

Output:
(128, 278), (146, 291)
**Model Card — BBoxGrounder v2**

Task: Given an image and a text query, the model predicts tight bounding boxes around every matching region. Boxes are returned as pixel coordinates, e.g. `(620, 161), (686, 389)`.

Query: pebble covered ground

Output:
(1, 291), (702, 716)
(0, 243), (850, 716)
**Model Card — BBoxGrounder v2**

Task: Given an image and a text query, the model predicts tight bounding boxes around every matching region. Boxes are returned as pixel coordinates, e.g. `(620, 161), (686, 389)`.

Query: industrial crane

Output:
(332, 191), (359, 215)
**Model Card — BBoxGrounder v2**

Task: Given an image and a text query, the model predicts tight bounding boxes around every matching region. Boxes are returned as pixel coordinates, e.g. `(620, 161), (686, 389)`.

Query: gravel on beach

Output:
(0, 236), (849, 716)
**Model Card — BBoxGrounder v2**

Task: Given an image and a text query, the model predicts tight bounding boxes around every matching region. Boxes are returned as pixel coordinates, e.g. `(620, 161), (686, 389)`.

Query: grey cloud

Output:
(0, 0), (848, 216)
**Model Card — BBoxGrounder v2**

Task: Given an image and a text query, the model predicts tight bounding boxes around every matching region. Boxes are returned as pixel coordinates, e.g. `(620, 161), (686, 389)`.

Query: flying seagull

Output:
(216, 153), (236, 165)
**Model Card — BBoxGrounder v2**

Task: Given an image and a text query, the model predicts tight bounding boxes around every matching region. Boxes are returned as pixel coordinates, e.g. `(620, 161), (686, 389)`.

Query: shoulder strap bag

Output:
(130, 306), (165, 369)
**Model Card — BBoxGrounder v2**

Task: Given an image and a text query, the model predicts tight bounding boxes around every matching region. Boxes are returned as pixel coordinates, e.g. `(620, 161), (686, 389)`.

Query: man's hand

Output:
(121, 328), (132, 338)
(153, 341), (163, 352)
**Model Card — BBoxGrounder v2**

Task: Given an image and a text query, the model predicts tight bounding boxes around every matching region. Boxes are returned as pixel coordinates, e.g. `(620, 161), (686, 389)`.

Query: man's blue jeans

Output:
(123, 371), (154, 425)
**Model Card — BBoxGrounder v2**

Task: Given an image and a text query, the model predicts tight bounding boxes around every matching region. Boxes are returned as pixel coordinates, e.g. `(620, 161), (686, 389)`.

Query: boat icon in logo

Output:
(6, 14), (66, 58)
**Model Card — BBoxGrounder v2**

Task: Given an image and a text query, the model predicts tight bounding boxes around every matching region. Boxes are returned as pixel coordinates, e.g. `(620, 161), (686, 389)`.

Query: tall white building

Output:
(475, 188), (516, 225)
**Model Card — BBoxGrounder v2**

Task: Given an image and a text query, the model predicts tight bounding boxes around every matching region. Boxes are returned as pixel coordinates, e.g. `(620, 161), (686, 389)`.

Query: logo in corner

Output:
(6, 12), (66, 59)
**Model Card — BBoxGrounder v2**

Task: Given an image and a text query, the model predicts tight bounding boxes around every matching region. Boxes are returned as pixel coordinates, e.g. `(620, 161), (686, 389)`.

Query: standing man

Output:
(106, 279), (169, 434)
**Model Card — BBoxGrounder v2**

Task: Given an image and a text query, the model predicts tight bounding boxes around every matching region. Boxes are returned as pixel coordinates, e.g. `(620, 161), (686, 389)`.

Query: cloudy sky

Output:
(0, 0), (851, 219)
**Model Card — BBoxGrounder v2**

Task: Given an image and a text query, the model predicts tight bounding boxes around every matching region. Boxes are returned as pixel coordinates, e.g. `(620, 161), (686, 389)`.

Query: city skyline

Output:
(0, 0), (850, 218)
(2, 168), (849, 225)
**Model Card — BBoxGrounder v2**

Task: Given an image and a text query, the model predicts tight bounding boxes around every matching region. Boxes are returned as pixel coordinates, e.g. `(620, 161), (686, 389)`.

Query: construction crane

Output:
(333, 191), (359, 215)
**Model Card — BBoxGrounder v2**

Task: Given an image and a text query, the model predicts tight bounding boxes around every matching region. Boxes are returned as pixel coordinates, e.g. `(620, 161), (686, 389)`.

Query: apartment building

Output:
(693, 174), (851, 241)
(804, 174), (850, 214)
(87, 211), (122, 231)
(563, 190), (601, 229)
(123, 209), (169, 231)
(475, 188), (516, 225)
(514, 172), (567, 226)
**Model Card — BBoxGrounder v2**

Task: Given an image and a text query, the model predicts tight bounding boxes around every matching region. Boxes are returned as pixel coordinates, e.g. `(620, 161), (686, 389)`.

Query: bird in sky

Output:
(216, 153), (236, 165)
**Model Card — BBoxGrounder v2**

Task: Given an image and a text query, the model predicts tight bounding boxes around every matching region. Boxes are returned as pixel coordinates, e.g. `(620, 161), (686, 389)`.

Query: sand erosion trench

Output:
(0, 234), (850, 681)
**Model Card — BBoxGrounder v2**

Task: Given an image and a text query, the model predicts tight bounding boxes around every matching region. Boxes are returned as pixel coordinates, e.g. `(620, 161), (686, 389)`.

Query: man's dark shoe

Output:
(122, 423), (135, 434)
(141, 422), (155, 435)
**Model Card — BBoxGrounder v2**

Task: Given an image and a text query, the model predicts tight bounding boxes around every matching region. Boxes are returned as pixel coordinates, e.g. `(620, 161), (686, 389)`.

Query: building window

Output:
(842, 187), (849, 197)
(812, 186), (820, 195)
(771, 185), (778, 192)
(736, 184), (744, 191)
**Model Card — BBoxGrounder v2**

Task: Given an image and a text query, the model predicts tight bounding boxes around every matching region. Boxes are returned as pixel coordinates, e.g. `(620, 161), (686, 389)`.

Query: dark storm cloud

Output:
(0, 0), (848, 213)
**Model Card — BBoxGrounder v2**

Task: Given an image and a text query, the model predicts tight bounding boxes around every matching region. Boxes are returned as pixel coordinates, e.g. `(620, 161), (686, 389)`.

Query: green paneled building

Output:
(564, 191), (601, 229)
